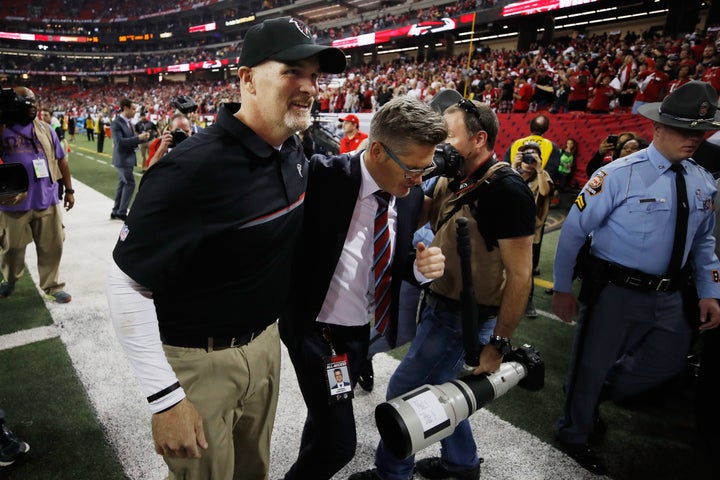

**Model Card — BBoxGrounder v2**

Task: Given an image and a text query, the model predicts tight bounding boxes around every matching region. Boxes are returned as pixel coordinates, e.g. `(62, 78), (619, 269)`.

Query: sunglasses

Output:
(381, 143), (436, 179)
(457, 98), (481, 118)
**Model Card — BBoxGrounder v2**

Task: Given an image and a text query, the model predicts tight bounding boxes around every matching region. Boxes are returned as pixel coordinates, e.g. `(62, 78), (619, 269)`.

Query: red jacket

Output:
(635, 69), (669, 102)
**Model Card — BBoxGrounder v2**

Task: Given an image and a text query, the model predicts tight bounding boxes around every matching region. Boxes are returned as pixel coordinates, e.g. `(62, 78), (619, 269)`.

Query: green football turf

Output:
(0, 339), (128, 479)
(0, 273), (53, 335)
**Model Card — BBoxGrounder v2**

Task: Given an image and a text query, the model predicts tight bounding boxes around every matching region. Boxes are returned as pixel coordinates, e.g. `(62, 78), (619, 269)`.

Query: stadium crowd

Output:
(19, 26), (720, 122)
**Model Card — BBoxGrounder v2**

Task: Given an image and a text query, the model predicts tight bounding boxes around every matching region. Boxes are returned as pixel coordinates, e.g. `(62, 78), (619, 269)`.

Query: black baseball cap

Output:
(240, 17), (346, 74)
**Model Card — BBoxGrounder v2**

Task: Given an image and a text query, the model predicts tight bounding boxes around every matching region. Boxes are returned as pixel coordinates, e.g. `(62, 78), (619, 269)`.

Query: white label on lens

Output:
(407, 390), (448, 432)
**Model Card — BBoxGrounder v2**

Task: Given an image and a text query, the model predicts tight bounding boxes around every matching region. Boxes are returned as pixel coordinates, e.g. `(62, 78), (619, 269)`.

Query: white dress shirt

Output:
(316, 153), (397, 327)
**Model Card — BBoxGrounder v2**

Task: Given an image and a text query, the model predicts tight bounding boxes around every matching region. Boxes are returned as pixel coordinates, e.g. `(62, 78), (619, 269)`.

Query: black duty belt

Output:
(425, 291), (499, 318)
(160, 326), (267, 352)
(603, 261), (685, 293)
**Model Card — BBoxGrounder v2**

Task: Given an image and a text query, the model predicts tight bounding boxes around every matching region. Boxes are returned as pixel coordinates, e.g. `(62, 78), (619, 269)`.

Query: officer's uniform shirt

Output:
(554, 143), (720, 299)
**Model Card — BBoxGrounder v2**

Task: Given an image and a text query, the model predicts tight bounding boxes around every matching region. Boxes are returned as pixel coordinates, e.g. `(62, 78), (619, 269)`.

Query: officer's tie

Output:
(373, 191), (393, 334)
(668, 163), (689, 275)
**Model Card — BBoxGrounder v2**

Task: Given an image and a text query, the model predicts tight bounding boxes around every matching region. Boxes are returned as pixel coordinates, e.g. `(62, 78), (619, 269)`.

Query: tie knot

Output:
(669, 163), (684, 174)
(374, 191), (391, 205)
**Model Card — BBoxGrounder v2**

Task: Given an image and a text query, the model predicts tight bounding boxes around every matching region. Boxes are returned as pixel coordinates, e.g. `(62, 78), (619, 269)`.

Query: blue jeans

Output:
(374, 301), (496, 480)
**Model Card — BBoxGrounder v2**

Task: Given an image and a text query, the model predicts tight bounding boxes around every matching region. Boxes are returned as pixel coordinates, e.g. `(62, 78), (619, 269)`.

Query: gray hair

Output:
(369, 96), (447, 156)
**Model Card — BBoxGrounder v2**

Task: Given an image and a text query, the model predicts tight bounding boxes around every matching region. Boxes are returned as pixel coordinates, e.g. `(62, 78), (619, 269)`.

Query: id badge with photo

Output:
(32, 158), (50, 179)
(323, 353), (354, 404)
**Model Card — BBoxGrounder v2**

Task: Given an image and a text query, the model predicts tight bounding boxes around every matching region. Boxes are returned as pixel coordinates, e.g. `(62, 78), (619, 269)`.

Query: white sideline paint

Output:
(17, 179), (601, 480)
(0, 325), (60, 351)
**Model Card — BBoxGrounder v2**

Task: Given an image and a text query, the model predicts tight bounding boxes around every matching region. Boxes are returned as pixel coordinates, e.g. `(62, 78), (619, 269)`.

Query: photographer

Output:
(512, 141), (554, 318)
(0, 86), (74, 303)
(145, 113), (193, 169)
(351, 99), (535, 480)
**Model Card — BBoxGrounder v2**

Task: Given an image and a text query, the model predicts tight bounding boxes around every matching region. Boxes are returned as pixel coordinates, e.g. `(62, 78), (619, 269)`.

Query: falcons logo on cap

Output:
(290, 17), (311, 39)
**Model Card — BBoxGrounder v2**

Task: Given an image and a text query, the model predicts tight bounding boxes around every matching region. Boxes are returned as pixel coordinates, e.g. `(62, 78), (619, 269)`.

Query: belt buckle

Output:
(624, 275), (643, 288)
(655, 278), (672, 292)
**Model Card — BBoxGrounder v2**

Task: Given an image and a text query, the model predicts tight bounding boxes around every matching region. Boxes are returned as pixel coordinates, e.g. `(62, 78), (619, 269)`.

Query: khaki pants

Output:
(162, 322), (280, 480)
(0, 204), (65, 294)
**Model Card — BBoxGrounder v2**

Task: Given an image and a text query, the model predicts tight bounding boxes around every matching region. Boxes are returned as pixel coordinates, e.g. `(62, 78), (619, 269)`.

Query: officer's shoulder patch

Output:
(584, 170), (607, 196)
(574, 192), (587, 211)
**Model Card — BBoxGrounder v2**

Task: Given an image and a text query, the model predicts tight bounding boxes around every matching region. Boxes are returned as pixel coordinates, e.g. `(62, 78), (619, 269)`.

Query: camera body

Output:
(429, 143), (463, 179)
(0, 88), (31, 125)
(170, 128), (188, 148)
(521, 151), (537, 165)
(172, 95), (198, 115)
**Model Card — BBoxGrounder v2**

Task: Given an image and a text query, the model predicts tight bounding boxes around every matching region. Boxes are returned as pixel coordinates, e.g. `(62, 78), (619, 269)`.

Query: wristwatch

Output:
(488, 335), (512, 355)
(65, 189), (75, 194)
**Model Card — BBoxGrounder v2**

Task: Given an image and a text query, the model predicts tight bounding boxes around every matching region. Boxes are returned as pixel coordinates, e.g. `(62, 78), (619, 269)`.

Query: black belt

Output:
(604, 262), (684, 293)
(425, 291), (499, 318)
(160, 326), (267, 352)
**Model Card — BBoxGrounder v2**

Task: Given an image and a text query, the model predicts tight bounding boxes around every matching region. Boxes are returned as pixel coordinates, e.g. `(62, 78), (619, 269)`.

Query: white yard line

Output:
(0, 325), (60, 351)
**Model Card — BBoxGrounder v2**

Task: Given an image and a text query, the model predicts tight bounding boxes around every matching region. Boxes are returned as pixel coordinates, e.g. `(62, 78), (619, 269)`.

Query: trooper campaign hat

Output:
(429, 89), (463, 114)
(239, 17), (346, 74)
(638, 80), (720, 131)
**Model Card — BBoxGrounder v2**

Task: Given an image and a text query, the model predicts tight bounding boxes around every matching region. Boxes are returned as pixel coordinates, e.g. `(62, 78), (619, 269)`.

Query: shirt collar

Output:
(646, 142), (686, 175)
(216, 102), (299, 158)
(359, 151), (383, 200)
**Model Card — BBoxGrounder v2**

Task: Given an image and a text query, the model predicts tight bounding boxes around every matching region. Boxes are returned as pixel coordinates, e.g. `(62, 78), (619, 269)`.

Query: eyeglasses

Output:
(381, 143), (436, 179)
(457, 98), (481, 118)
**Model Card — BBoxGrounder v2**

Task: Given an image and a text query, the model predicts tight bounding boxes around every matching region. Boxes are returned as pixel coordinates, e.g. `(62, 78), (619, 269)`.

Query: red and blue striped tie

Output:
(373, 191), (393, 334)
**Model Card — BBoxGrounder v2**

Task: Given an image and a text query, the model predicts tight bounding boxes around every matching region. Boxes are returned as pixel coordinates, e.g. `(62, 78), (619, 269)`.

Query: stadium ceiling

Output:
(263, 0), (407, 23)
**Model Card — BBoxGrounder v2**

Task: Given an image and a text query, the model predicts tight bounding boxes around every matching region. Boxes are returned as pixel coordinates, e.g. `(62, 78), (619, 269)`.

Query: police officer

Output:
(552, 81), (720, 475)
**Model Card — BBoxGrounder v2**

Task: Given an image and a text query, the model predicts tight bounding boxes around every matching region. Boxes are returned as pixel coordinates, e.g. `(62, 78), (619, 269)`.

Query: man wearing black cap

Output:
(107, 16), (345, 480)
(552, 81), (720, 475)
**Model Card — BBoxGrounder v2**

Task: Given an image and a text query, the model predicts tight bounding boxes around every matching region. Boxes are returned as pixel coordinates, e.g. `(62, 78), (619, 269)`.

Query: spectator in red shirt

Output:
(702, 59), (720, 94)
(668, 64), (693, 95)
(568, 74), (590, 112)
(338, 114), (368, 154)
(588, 74), (615, 114)
(512, 74), (534, 113)
(632, 55), (669, 114)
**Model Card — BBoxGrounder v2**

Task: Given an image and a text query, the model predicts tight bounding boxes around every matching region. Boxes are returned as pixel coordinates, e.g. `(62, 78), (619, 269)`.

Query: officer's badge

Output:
(574, 192), (586, 211)
(584, 170), (607, 196)
(699, 102), (709, 118)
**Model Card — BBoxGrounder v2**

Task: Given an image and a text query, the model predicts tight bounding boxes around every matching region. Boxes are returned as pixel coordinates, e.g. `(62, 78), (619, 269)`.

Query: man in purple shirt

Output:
(0, 86), (74, 303)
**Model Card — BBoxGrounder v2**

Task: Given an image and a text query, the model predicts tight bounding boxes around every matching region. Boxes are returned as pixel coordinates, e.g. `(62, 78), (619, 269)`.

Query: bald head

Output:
(11, 86), (37, 126)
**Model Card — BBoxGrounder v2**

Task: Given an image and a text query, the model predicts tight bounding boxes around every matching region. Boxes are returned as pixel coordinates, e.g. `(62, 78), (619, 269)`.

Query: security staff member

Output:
(552, 81), (720, 476)
(350, 99), (535, 480)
